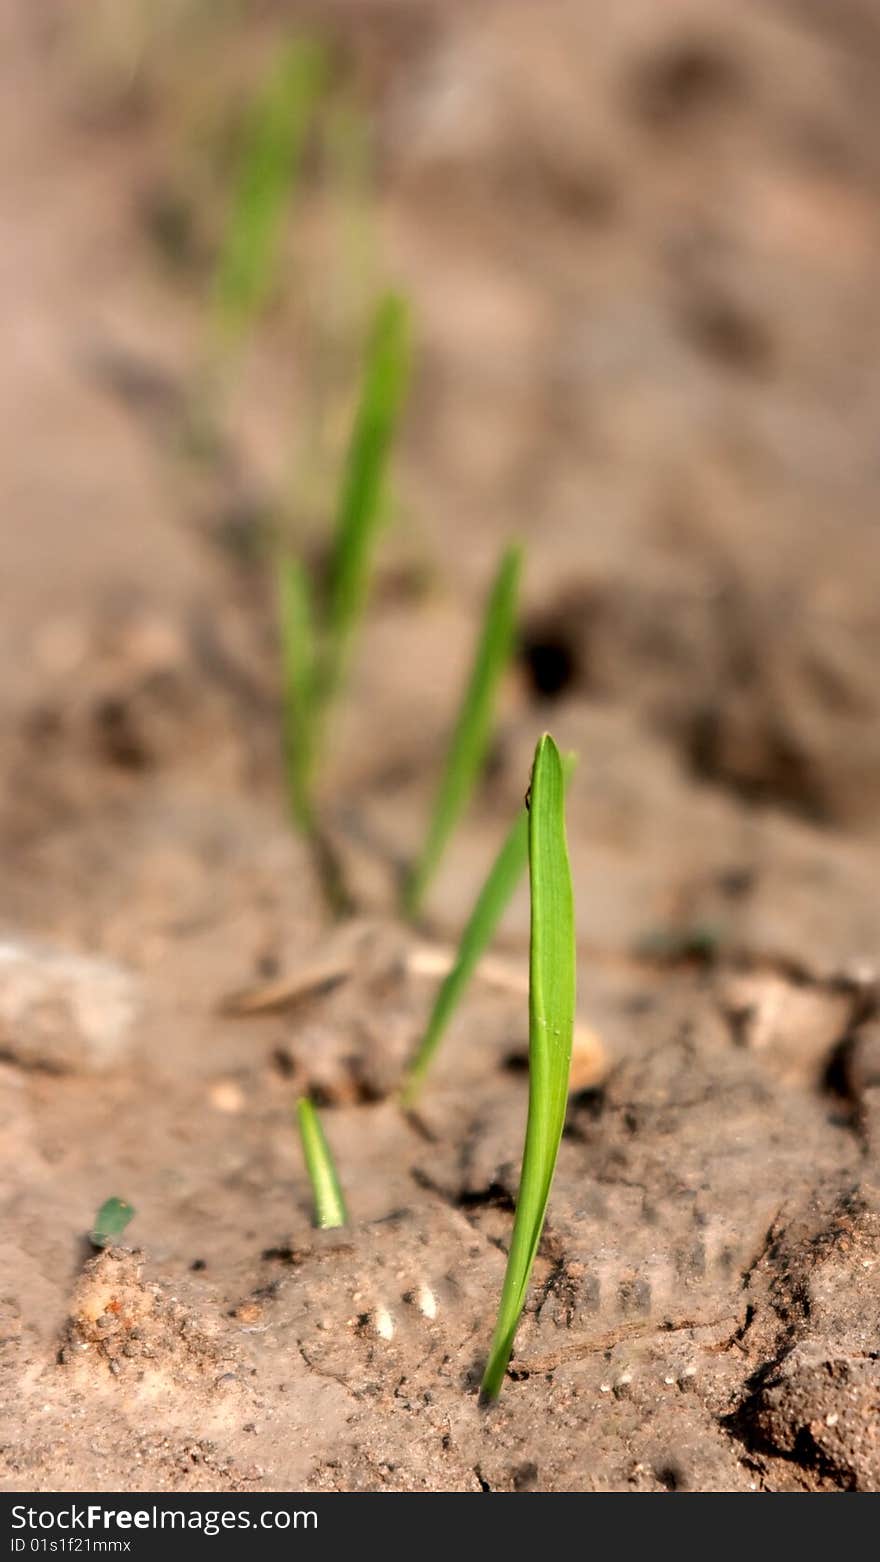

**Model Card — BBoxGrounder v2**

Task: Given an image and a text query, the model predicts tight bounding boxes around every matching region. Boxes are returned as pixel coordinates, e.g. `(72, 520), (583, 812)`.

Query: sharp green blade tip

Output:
(405, 542), (523, 918)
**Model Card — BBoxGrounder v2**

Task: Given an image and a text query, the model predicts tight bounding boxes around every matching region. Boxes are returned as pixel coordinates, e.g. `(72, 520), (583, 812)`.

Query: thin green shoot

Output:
(278, 551), (318, 831)
(404, 543), (521, 920)
(401, 755), (575, 1106)
(321, 291), (411, 703)
(211, 35), (326, 355)
(481, 734), (575, 1400)
(90, 1197), (136, 1251)
(296, 1097), (348, 1229)
(276, 295), (411, 837)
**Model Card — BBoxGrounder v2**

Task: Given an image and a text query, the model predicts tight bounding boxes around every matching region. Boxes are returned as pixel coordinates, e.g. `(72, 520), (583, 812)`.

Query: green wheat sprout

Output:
(211, 35), (326, 357)
(402, 754), (574, 1106)
(320, 291), (411, 704)
(296, 1098), (348, 1229)
(481, 733), (575, 1400)
(404, 543), (521, 919)
(277, 290), (411, 836)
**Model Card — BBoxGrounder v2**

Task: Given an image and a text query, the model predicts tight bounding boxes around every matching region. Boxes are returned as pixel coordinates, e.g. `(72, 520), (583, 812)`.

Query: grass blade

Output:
(211, 36), (325, 351)
(322, 291), (411, 699)
(481, 733), (575, 1400)
(296, 1097), (348, 1229)
(402, 755), (575, 1105)
(278, 552), (317, 831)
(404, 544), (521, 919)
(90, 1196), (136, 1250)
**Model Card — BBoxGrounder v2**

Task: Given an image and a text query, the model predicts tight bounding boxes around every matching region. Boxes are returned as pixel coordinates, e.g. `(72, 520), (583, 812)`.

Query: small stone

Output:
(209, 1080), (244, 1114)
(374, 1307), (394, 1341)
(0, 939), (140, 1073)
(417, 1285), (437, 1320)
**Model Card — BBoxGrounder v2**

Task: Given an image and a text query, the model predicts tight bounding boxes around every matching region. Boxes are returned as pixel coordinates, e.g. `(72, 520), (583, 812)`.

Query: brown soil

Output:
(2, 0), (880, 1493)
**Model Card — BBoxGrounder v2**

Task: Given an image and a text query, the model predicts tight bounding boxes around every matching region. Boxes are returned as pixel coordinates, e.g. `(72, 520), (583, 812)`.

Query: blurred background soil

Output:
(1, 0), (880, 1492)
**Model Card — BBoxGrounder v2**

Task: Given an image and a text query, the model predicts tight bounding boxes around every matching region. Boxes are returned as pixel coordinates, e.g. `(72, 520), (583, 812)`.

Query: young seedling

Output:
(321, 290), (412, 705)
(89, 1196), (136, 1250)
(481, 733), (575, 1400)
(404, 543), (522, 920)
(275, 291), (411, 844)
(296, 1097), (348, 1229)
(211, 35), (326, 358)
(401, 755), (575, 1106)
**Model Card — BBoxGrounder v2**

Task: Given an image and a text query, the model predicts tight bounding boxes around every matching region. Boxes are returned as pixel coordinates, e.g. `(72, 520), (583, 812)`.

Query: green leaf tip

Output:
(402, 749), (576, 1106)
(323, 290), (412, 699)
(296, 1097), (349, 1230)
(480, 731), (575, 1400)
(90, 1197), (136, 1251)
(404, 541), (522, 920)
(276, 291), (411, 847)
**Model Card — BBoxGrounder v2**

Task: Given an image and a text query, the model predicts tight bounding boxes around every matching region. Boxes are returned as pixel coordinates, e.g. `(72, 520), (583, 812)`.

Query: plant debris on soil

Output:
(2, 0), (880, 1493)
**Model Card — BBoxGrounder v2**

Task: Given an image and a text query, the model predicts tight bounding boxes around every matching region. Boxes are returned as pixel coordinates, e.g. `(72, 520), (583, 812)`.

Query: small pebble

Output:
(417, 1284), (437, 1320)
(374, 1307), (394, 1341)
(209, 1081), (244, 1114)
(0, 940), (140, 1073)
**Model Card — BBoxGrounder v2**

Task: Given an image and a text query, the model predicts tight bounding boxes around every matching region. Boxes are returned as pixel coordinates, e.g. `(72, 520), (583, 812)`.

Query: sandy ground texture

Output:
(2, 0), (880, 1492)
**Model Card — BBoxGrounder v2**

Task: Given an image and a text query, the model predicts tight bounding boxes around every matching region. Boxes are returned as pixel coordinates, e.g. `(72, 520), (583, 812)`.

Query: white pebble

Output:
(374, 1307), (394, 1341)
(417, 1285), (437, 1320)
(209, 1081), (244, 1114)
